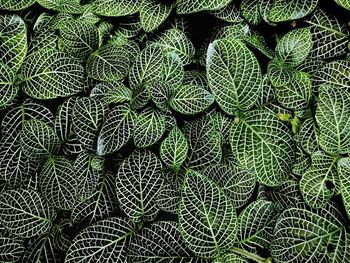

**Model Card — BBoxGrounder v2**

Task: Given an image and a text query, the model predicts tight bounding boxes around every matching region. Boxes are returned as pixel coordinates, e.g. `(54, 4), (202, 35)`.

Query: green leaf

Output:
(0, 0), (35, 10)
(0, 237), (24, 263)
(230, 110), (294, 186)
(161, 52), (184, 88)
(334, 0), (350, 10)
(179, 170), (237, 258)
(155, 28), (195, 65)
(338, 157), (350, 220)
(37, 0), (82, 13)
(176, 0), (232, 14)
(133, 108), (166, 148)
(59, 20), (99, 60)
(300, 151), (338, 209)
(306, 9), (349, 59)
(0, 14), (27, 72)
(267, 59), (295, 87)
(0, 189), (56, 238)
(240, 0), (261, 25)
(315, 60), (350, 89)
(268, 0), (319, 22)
(20, 119), (61, 159)
(235, 200), (278, 252)
(90, 83), (133, 105)
(210, 2), (243, 23)
(207, 38), (262, 115)
(271, 206), (345, 263)
(274, 71), (312, 110)
(86, 44), (130, 82)
(202, 164), (256, 209)
(128, 221), (199, 262)
(298, 117), (318, 155)
(97, 105), (136, 155)
(65, 217), (136, 263)
(129, 44), (164, 88)
(170, 84), (214, 115)
(160, 126), (188, 171)
(315, 85), (350, 155)
(72, 97), (107, 151)
(92, 0), (141, 17)
(0, 63), (18, 109)
(19, 49), (85, 99)
(213, 254), (248, 263)
(149, 81), (172, 111)
(116, 150), (163, 222)
(275, 28), (313, 67)
(40, 156), (78, 210)
(139, 0), (172, 32)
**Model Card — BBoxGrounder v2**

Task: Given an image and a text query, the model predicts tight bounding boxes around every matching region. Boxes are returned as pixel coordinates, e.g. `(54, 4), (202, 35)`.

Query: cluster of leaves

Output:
(0, 0), (349, 262)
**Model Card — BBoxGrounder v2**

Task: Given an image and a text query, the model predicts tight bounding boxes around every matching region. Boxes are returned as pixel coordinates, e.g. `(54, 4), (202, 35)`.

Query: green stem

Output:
(230, 247), (272, 263)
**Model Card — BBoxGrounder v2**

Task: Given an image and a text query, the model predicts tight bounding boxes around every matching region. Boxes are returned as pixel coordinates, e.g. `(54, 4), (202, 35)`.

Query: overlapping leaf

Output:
(139, 0), (173, 32)
(92, 0), (141, 17)
(268, 0), (319, 22)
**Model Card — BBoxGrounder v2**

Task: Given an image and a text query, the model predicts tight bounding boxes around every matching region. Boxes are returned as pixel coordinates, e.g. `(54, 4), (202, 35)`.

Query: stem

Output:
(230, 247), (272, 263)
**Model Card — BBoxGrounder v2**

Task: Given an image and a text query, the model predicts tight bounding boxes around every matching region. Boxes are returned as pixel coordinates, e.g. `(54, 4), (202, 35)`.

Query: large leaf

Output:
(0, 0), (35, 10)
(72, 97), (107, 151)
(271, 206), (347, 263)
(315, 85), (350, 155)
(170, 84), (214, 115)
(201, 164), (256, 209)
(334, 0), (350, 10)
(97, 105), (136, 155)
(133, 108), (166, 148)
(0, 64), (18, 110)
(86, 44), (130, 82)
(268, 0), (319, 22)
(0, 14), (27, 72)
(19, 49), (85, 99)
(0, 237), (24, 263)
(0, 189), (56, 238)
(59, 20), (99, 60)
(128, 221), (200, 262)
(230, 110), (294, 186)
(207, 38), (262, 115)
(139, 0), (172, 32)
(92, 0), (141, 17)
(338, 158), (350, 219)
(275, 28), (313, 67)
(176, 0), (232, 14)
(306, 9), (349, 59)
(179, 170), (237, 258)
(65, 217), (136, 263)
(160, 126), (188, 171)
(37, 0), (82, 13)
(20, 119), (61, 159)
(40, 156), (78, 210)
(116, 150), (163, 222)
(315, 60), (350, 89)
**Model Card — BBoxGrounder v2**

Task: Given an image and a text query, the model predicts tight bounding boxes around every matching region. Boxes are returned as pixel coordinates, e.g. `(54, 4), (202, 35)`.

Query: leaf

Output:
(161, 52), (184, 88)
(149, 81), (172, 111)
(179, 170), (237, 258)
(176, 0), (232, 14)
(268, 0), (319, 22)
(72, 97), (107, 151)
(22, 232), (58, 263)
(235, 200), (278, 252)
(275, 28), (313, 67)
(139, 0), (172, 32)
(213, 254), (248, 263)
(0, 63), (18, 109)
(19, 49), (85, 99)
(40, 156), (78, 210)
(157, 179), (180, 214)
(267, 59), (295, 87)
(59, 20), (99, 60)
(306, 9), (349, 59)
(0, 0), (35, 10)
(230, 110), (294, 186)
(0, 189), (56, 238)
(201, 164), (256, 209)
(315, 85), (350, 155)
(128, 221), (199, 262)
(65, 217), (136, 263)
(97, 105), (136, 155)
(133, 108), (166, 148)
(210, 2), (243, 23)
(338, 157), (350, 220)
(334, 0), (350, 10)
(0, 14), (27, 72)
(240, 0), (261, 25)
(20, 119), (61, 159)
(274, 71), (312, 110)
(129, 44), (164, 88)
(0, 237), (24, 263)
(170, 84), (214, 115)
(315, 60), (350, 89)
(91, 84), (133, 105)
(155, 28), (195, 65)
(160, 126), (189, 171)
(271, 206), (346, 263)
(207, 38), (262, 115)
(116, 150), (163, 222)
(86, 44), (130, 82)
(298, 117), (318, 155)
(92, 0), (141, 17)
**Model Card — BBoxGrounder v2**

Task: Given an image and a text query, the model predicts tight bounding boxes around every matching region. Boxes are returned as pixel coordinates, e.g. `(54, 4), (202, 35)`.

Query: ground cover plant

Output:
(0, 0), (349, 262)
